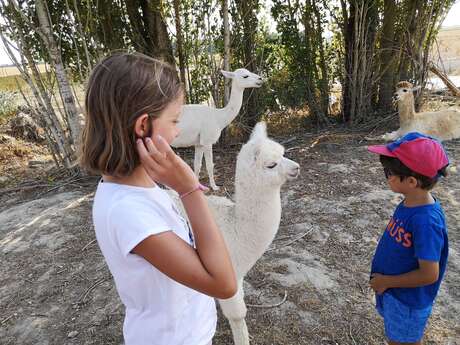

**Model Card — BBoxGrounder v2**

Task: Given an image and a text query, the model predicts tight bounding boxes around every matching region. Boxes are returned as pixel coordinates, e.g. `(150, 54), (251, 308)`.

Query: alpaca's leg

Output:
(204, 145), (219, 190)
(219, 283), (249, 345)
(194, 146), (205, 178)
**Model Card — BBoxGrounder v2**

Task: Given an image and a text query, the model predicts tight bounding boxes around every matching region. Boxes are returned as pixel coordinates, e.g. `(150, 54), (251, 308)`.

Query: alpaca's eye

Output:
(267, 163), (277, 169)
(243, 75), (249, 78)
(403, 89), (407, 92)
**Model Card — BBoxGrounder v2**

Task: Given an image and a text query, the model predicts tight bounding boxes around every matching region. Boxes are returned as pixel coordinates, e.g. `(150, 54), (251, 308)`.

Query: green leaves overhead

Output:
(1, 0), (456, 127)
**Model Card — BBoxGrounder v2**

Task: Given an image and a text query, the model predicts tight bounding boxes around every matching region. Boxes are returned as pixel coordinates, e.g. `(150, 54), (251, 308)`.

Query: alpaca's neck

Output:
(398, 97), (416, 128)
(217, 80), (245, 129)
(233, 182), (282, 275)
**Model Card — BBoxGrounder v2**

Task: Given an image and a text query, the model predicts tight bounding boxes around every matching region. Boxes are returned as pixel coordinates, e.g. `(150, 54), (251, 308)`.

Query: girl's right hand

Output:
(137, 135), (199, 195)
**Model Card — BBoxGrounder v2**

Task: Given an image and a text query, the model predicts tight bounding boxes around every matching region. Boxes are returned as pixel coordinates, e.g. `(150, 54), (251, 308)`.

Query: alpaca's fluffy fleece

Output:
(383, 81), (460, 141)
(169, 122), (300, 345)
(171, 69), (263, 190)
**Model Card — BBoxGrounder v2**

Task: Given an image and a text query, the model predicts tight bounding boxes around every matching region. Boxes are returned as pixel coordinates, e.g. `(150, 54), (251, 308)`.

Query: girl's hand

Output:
(370, 273), (388, 294)
(137, 135), (198, 194)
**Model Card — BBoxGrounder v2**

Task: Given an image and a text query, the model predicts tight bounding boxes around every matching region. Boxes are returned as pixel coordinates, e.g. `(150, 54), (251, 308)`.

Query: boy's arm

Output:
(370, 259), (439, 294)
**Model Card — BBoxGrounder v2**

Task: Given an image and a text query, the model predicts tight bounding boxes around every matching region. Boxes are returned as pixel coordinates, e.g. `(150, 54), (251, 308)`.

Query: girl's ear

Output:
(134, 114), (150, 138)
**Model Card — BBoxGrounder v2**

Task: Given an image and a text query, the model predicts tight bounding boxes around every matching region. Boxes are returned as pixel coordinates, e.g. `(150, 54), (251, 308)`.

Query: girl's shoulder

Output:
(95, 181), (172, 217)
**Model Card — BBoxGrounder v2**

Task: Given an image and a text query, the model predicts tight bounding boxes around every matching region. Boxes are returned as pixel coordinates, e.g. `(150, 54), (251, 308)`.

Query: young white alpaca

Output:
(383, 81), (460, 141)
(170, 122), (300, 345)
(172, 69), (263, 190)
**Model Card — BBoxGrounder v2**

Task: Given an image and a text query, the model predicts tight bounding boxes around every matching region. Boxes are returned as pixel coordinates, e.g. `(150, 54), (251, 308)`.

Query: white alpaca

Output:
(383, 81), (460, 141)
(170, 122), (300, 345)
(172, 69), (263, 190)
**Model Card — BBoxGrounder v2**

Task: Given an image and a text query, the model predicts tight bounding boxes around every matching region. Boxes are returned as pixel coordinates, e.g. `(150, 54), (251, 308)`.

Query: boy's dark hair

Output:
(79, 51), (183, 177)
(380, 155), (447, 190)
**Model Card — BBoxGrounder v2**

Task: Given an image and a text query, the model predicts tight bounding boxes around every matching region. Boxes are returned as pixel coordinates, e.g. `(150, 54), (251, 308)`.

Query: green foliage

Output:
(1, 0), (456, 129)
(270, 0), (330, 123)
(180, 0), (222, 104)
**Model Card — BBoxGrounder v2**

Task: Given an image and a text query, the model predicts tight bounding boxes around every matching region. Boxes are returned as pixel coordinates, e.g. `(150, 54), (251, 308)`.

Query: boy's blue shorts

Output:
(376, 292), (432, 343)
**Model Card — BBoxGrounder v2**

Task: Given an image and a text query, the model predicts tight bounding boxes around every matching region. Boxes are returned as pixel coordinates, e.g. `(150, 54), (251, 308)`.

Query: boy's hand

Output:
(137, 135), (199, 195)
(370, 273), (388, 294)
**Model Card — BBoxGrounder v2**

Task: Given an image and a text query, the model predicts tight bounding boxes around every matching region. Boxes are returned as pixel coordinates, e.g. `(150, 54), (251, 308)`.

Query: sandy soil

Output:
(0, 127), (459, 345)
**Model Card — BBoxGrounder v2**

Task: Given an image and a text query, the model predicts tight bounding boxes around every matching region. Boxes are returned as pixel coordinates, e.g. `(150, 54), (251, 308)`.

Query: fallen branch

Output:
(77, 277), (107, 304)
(280, 136), (297, 145)
(247, 290), (288, 308)
(35, 176), (90, 199)
(81, 239), (97, 252)
(429, 63), (460, 97)
(267, 229), (314, 251)
(0, 314), (14, 325)
(0, 184), (52, 194)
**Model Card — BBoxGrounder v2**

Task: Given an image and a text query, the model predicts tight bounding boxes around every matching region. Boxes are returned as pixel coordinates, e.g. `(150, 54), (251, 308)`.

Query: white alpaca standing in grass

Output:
(170, 122), (300, 345)
(383, 81), (460, 141)
(172, 69), (263, 190)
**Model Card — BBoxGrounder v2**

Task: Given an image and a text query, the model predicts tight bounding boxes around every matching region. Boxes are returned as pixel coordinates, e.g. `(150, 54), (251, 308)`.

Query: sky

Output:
(0, 1), (459, 66)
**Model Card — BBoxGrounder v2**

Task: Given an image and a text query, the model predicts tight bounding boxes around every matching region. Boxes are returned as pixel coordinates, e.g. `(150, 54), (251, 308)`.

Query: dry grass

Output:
(0, 64), (47, 77)
(0, 133), (52, 187)
(1, 108), (459, 344)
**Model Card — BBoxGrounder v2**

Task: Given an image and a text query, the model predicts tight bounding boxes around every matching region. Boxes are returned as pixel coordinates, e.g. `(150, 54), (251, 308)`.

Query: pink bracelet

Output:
(179, 183), (209, 199)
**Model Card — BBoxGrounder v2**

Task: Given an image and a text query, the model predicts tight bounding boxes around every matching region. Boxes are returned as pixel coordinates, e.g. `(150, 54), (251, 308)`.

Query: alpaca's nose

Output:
(287, 165), (300, 180)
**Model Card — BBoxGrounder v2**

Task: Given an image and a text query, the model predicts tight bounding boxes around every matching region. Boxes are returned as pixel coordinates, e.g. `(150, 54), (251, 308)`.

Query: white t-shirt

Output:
(92, 180), (216, 345)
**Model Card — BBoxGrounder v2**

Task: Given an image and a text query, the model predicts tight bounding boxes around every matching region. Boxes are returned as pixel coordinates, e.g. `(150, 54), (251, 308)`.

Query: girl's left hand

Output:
(370, 273), (388, 294)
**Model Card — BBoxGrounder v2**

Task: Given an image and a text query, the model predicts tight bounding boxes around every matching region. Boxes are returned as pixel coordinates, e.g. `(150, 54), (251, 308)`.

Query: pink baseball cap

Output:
(368, 132), (449, 178)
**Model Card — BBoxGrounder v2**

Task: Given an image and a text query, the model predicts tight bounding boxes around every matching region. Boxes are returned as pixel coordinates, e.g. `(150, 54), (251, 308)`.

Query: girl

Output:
(80, 52), (237, 345)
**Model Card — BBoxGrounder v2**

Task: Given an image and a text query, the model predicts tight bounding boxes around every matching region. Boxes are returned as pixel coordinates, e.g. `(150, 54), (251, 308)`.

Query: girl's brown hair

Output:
(80, 51), (182, 177)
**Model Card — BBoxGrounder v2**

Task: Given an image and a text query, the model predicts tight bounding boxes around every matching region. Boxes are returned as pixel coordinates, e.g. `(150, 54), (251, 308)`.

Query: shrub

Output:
(0, 91), (19, 122)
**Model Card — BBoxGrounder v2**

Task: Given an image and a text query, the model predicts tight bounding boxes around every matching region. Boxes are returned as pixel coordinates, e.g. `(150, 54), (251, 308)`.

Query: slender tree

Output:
(173, 0), (186, 84)
(222, 0), (231, 105)
(234, 0), (261, 129)
(377, 0), (398, 110)
(146, 0), (176, 66)
(35, 0), (81, 143)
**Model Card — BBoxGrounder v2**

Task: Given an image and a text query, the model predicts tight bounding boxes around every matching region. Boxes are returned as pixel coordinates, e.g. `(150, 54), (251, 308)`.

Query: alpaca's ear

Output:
(250, 122), (267, 141)
(221, 70), (235, 79)
(412, 85), (422, 92)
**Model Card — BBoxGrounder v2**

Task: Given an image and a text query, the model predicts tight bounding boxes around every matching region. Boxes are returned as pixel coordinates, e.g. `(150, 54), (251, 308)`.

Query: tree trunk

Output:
(36, 0), (80, 153)
(0, 2), (74, 167)
(125, 0), (150, 54)
(222, 0), (231, 105)
(342, 0), (378, 124)
(234, 0), (260, 129)
(313, 2), (329, 118)
(378, 0), (397, 110)
(71, 0), (92, 70)
(173, 0), (186, 85)
(145, 0), (176, 66)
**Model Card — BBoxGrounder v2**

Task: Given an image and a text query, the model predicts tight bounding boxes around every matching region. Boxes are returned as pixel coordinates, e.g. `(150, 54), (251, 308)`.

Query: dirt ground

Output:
(0, 120), (459, 344)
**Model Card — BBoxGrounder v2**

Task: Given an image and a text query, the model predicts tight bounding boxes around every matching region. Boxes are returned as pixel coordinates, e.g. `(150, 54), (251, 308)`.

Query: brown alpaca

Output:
(383, 81), (460, 141)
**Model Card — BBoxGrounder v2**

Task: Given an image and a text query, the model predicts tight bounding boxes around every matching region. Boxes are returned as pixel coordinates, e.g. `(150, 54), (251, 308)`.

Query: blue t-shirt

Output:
(371, 200), (448, 309)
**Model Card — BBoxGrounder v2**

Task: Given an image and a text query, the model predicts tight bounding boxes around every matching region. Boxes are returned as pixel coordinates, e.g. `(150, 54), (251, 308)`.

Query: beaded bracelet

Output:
(179, 183), (209, 199)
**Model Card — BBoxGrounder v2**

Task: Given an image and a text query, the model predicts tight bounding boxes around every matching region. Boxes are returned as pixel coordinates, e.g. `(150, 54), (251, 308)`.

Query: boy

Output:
(367, 132), (449, 345)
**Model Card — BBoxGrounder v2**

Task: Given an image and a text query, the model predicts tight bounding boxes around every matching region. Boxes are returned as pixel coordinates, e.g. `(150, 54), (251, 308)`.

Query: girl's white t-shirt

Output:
(92, 180), (216, 345)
